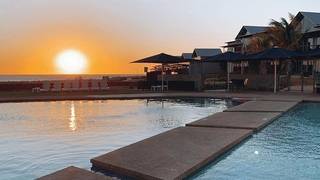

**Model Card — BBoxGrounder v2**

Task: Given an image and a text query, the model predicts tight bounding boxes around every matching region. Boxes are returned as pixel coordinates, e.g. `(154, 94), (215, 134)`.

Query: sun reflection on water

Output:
(69, 102), (77, 131)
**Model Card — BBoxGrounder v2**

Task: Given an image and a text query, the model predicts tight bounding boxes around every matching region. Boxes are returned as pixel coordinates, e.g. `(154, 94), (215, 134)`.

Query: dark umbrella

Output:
(132, 53), (184, 91)
(248, 48), (300, 93)
(132, 53), (184, 64)
(204, 52), (244, 62)
(247, 48), (301, 60)
(305, 48), (320, 59)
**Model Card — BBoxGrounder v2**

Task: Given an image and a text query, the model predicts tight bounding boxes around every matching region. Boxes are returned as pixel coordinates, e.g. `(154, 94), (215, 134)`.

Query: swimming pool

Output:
(190, 102), (320, 180)
(0, 98), (235, 180)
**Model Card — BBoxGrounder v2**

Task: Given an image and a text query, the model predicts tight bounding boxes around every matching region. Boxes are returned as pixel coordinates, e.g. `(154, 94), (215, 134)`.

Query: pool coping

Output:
(1, 91), (319, 104)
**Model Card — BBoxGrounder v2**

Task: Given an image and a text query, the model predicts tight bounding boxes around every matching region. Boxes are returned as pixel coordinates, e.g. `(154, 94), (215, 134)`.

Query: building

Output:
(192, 48), (222, 60)
(293, 11), (320, 51)
(181, 53), (193, 61)
(189, 48), (223, 75)
(224, 12), (320, 53)
(223, 26), (269, 53)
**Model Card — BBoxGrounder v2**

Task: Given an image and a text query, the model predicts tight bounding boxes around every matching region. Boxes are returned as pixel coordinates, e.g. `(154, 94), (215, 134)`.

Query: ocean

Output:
(0, 74), (144, 82)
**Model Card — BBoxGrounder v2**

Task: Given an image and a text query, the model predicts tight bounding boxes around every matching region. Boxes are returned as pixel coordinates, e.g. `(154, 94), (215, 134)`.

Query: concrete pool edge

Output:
(37, 95), (305, 180)
(1, 91), (319, 104)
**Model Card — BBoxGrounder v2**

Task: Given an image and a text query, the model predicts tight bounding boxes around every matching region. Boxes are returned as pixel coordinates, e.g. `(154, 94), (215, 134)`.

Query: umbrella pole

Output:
(227, 62), (230, 91)
(274, 60), (277, 93)
(161, 64), (164, 92)
(241, 61), (244, 75)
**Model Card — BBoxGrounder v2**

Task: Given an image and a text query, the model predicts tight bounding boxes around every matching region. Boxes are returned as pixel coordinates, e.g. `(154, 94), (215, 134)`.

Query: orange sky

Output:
(0, 0), (316, 74)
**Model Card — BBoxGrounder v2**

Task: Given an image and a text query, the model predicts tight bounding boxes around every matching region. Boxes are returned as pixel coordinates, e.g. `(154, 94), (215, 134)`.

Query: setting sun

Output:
(55, 49), (88, 74)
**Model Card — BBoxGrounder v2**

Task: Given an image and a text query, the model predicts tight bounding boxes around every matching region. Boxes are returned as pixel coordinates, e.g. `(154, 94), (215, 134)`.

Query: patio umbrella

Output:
(305, 48), (320, 59)
(132, 53), (184, 91)
(248, 48), (300, 93)
(204, 52), (245, 91)
(204, 52), (244, 62)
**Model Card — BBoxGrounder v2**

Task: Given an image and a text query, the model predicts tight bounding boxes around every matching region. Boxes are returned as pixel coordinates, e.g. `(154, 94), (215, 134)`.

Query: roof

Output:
(181, 53), (193, 60)
(131, 53), (183, 64)
(192, 48), (222, 58)
(223, 40), (243, 48)
(294, 11), (320, 33)
(300, 11), (320, 26)
(236, 26), (269, 39)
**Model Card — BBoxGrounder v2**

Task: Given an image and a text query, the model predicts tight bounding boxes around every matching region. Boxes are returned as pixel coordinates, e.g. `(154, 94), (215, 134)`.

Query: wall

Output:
(189, 61), (225, 75)
(230, 74), (280, 90)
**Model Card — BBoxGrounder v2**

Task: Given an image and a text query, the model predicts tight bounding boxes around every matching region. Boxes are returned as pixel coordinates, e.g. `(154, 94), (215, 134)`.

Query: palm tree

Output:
(267, 13), (303, 91)
(267, 13), (302, 50)
(247, 13), (302, 52)
(246, 34), (273, 53)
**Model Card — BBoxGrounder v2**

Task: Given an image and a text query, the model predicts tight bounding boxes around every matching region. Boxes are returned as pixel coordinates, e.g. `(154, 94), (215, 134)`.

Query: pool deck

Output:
(35, 91), (314, 179)
(1, 90), (320, 103)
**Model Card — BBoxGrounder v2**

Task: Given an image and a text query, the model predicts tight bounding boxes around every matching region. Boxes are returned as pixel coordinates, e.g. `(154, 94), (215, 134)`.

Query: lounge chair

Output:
(40, 81), (51, 92)
(51, 81), (62, 92)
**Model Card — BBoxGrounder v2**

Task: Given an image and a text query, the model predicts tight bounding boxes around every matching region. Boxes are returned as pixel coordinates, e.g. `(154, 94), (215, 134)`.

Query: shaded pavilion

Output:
(204, 48), (304, 93)
(204, 52), (245, 90)
(246, 48), (302, 93)
(132, 53), (186, 91)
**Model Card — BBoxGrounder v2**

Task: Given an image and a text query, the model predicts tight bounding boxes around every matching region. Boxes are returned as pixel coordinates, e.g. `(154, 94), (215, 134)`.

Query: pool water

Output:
(0, 98), (235, 180)
(190, 103), (320, 180)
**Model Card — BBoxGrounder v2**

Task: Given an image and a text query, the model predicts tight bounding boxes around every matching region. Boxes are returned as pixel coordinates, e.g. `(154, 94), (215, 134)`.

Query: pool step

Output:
(224, 100), (299, 112)
(91, 126), (252, 180)
(187, 112), (282, 131)
(37, 166), (111, 180)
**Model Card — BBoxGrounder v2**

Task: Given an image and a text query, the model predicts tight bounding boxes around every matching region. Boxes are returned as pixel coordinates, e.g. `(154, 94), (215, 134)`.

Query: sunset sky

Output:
(1, 0), (320, 74)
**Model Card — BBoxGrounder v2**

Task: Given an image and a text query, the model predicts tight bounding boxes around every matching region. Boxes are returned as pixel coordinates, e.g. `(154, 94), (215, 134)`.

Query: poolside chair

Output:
(49, 82), (55, 91)
(73, 80), (80, 91)
(88, 80), (93, 91)
(63, 80), (73, 91)
(80, 80), (89, 91)
(230, 79), (244, 91)
(244, 78), (249, 89)
(52, 81), (62, 92)
(61, 82), (65, 91)
(100, 80), (109, 90)
(40, 81), (51, 92)
(91, 80), (101, 91)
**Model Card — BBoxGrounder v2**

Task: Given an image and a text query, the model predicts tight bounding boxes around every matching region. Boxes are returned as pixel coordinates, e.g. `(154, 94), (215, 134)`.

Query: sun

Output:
(55, 49), (88, 74)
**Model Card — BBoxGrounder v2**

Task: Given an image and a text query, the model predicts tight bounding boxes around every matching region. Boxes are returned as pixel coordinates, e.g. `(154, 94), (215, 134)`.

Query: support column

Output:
(301, 61), (304, 92)
(161, 64), (164, 92)
(274, 60), (277, 93)
(200, 61), (204, 91)
(287, 60), (291, 91)
(227, 62), (230, 91)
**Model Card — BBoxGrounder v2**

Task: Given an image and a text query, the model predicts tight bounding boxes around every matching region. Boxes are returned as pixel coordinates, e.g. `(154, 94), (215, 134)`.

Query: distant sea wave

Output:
(0, 74), (144, 82)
